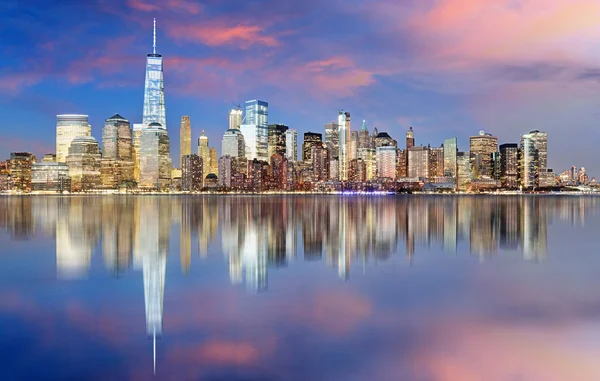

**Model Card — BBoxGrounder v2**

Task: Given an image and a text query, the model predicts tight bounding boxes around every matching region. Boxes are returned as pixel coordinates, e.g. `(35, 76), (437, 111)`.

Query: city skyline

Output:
(2, 1), (600, 174)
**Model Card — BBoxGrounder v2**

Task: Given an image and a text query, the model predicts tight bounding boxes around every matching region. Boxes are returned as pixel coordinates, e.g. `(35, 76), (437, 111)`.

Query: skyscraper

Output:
(267, 124), (288, 158)
(302, 132), (322, 162)
(358, 120), (370, 149)
(181, 154), (202, 191)
(142, 19), (166, 130)
(56, 114), (91, 163)
(241, 100), (269, 161)
(102, 114), (132, 161)
(66, 136), (102, 191)
(376, 146), (397, 179)
(457, 152), (472, 191)
(469, 130), (498, 178)
(338, 110), (350, 181)
(285, 129), (298, 162)
(198, 131), (210, 178)
(132, 123), (144, 182)
(221, 127), (245, 158)
(349, 131), (358, 161)
(408, 146), (429, 179)
(519, 130), (548, 189)
(406, 127), (415, 149)
(500, 143), (518, 188)
(325, 122), (339, 159)
(229, 108), (243, 130)
(428, 146), (444, 178)
(139, 123), (171, 190)
(443, 137), (457, 177)
(179, 116), (191, 168)
(209, 147), (218, 175)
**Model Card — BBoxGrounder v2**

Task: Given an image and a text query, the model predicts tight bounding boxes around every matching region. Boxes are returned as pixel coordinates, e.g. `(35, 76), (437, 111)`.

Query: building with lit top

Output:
(56, 114), (91, 163)
(142, 19), (166, 130)
(102, 114), (132, 161)
(470, 130), (498, 178)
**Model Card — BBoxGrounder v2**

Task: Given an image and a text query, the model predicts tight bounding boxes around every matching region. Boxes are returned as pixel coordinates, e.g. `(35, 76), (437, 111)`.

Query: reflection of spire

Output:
(140, 199), (167, 374)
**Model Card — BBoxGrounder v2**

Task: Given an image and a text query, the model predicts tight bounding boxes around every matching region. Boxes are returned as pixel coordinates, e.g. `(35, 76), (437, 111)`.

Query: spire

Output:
(361, 120), (367, 131)
(153, 18), (156, 54)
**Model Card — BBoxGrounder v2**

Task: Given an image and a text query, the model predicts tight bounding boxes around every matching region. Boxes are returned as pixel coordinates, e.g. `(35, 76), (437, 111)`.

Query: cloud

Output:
(127, 0), (202, 14)
(167, 23), (279, 48)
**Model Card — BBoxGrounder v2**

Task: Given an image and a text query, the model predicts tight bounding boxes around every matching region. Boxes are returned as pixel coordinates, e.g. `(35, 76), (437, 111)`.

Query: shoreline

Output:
(1, 191), (599, 197)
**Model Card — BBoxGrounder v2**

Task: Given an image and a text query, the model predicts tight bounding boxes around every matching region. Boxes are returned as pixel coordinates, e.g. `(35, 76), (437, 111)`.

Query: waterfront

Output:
(1, 195), (600, 380)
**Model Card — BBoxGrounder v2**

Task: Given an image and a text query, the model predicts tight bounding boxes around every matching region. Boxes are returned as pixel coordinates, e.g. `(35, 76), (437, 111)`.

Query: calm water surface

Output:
(1, 195), (600, 380)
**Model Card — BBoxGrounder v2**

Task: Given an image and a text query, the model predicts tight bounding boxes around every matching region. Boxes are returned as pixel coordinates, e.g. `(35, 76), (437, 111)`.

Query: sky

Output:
(1, 0), (600, 175)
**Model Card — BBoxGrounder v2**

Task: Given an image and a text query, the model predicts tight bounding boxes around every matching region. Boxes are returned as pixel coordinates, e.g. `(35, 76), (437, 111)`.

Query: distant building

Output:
(267, 124), (288, 158)
(218, 155), (232, 188)
(406, 127), (415, 149)
(408, 146), (428, 179)
(99, 159), (134, 189)
(500, 143), (519, 188)
(285, 129), (298, 162)
(209, 147), (218, 175)
(139, 123), (171, 190)
(182, 154), (203, 191)
(198, 131), (210, 178)
(179, 116), (191, 168)
(520, 130), (548, 189)
(56, 114), (91, 163)
(222, 127), (245, 158)
(428, 146), (444, 178)
(241, 100), (269, 161)
(470, 130), (498, 178)
(302, 132), (322, 162)
(311, 142), (329, 182)
(42, 154), (56, 163)
(229, 108), (242, 130)
(205, 173), (218, 189)
(32, 162), (70, 192)
(374, 132), (396, 148)
(349, 158), (366, 183)
(443, 137), (457, 177)
(338, 110), (351, 181)
(358, 120), (370, 149)
(538, 168), (555, 188)
(66, 136), (101, 191)
(10, 152), (37, 192)
(325, 122), (340, 159)
(102, 114), (132, 161)
(457, 152), (472, 191)
(376, 146), (397, 179)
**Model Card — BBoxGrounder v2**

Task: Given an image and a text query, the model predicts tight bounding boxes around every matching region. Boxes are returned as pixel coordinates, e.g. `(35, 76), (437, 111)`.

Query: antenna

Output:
(153, 18), (156, 54)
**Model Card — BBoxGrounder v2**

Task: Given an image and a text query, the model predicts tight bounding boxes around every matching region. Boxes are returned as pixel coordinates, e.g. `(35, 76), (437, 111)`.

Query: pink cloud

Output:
(127, 0), (201, 14)
(168, 23), (279, 48)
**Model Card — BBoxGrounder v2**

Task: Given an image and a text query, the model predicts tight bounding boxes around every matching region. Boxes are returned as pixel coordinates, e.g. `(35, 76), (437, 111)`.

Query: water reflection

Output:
(1, 195), (600, 380)
(0, 196), (598, 282)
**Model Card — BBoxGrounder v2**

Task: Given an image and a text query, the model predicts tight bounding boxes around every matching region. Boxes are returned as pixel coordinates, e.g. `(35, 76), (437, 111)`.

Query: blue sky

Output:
(1, 0), (600, 175)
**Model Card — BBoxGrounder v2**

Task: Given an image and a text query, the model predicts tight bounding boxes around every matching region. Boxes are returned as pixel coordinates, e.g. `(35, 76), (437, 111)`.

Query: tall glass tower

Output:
(143, 19), (166, 130)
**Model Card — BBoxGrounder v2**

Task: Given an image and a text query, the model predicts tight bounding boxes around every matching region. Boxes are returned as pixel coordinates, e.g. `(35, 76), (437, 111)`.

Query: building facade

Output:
(102, 114), (132, 161)
(179, 116), (191, 168)
(56, 114), (91, 163)
(470, 130), (498, 178)
(408, 146), (428, 179)
(443, 137), (457, 177)
(267, 124), (288, 158)
(376, 146), (397, 180)
(302, 132), (322, 162)
(181, 154), (203, 191)
(9, 152), (37, 192)
(139, 123), (171, 190)
(285, 129), (298, 162)
(499, 143), (519, 188)
(31, 162), (71, 192)
(66, 136), (102, 192)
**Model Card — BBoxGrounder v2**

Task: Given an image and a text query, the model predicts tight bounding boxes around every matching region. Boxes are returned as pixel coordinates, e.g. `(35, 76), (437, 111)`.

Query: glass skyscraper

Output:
(139, 123), (171, 190)
(142, 19), (166, 130)
(443, 137), (457, 177)
(241, 100), (268, 160)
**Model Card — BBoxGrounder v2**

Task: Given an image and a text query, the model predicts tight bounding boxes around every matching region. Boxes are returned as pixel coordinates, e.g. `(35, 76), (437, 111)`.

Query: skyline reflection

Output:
(2, 195), (600, 380)
(0, 195), (598, 285)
